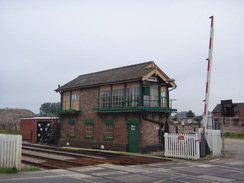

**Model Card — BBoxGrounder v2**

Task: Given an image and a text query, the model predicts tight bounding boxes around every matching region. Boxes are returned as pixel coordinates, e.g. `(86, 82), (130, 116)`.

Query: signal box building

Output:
(55, 61), (177, 153)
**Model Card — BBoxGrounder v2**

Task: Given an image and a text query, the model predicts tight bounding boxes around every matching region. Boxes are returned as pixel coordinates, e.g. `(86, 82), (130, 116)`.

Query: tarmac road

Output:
(224, 138), (244, 161)
(0, 139), (243, 183)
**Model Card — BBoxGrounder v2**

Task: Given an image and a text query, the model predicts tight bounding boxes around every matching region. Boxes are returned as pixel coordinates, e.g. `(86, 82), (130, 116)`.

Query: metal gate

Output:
(164, 133), (200, 160)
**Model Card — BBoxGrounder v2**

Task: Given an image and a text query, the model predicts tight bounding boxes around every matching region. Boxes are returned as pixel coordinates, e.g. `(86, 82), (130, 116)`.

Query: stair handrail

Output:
(41, 113), (59, 144)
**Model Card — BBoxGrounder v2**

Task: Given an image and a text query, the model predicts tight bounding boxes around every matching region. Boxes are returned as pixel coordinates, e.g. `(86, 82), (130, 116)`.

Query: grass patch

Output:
(21, 167), (41, 172)
(198, 157), (209, 161)
(0, 167), (18, 173)
(224, 132), (244, 139)
(0, 125), (19, 135)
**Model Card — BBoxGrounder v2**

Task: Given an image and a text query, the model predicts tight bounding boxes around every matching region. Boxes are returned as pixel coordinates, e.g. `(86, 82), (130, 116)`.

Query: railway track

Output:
(22, 144), (169, 169)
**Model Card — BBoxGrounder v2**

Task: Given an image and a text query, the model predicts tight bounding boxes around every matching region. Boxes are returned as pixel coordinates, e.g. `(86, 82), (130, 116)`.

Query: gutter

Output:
(169, 86), (177, 92)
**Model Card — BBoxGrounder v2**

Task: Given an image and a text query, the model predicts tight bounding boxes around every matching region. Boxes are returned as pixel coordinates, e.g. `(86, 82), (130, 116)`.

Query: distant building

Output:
(55, 61), (177, 153)
(212, 102), (244, 126)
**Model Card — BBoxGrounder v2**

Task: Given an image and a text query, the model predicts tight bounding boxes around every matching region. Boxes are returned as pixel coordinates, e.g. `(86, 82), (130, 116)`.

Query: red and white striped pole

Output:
(203, 16), (214, 131)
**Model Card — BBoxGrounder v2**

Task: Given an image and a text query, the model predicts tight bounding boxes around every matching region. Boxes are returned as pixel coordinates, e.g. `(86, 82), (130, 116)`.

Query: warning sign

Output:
(196, 133), (201, 142)
(178, 136), (184, 140)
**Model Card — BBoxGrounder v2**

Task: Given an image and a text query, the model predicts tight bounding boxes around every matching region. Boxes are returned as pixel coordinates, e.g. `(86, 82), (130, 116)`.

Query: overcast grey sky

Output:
(1, 0), (243, 115)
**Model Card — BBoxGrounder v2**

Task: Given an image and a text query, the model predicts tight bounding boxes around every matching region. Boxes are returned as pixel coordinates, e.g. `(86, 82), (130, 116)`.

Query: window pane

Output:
(100, 90), (110, 108)
(150, 85), (158, 107)
(105, 124), (114, 138)
(85, 124), (93, 137)
(112, 89), (124, 108)
(126, 87), (139, 107)
(69, 124), (75, 136)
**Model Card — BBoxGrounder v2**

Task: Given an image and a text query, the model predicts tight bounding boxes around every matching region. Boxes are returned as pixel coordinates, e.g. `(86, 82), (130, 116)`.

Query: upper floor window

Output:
(112, 84), (124, 108)
(161, 91), (167, 107)
(97, 81), (166, 109)
(126, 82), (139, 107)
(150, 83), (159, 107)
(100, 86), (110, 108)
(142, 82), (159, 107)
(62, 90), (80, 110)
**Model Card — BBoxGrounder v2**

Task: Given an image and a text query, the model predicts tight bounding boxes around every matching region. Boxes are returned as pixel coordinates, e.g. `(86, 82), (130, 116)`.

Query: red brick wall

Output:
(20, 119), (36, 143)
(59, 87), (166, 152)
(20, 118), (56, 143)
(141, 120), (160, 145)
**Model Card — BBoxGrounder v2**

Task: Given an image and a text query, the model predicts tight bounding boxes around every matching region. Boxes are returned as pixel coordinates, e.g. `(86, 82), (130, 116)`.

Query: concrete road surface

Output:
(224, 138), (244, 161)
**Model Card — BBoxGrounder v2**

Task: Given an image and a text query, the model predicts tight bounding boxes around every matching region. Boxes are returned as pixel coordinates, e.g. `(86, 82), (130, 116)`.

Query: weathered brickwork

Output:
(56, 62), (177, 153)
(58, 87), (166, 152)
(20, 118), (56, 143)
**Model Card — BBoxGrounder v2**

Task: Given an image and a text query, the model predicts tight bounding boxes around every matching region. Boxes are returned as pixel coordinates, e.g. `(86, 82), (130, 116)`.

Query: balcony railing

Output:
(94, 97), (176, 112)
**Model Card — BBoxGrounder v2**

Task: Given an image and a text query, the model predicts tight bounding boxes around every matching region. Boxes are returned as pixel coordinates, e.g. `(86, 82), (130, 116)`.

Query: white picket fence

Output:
(205, 129), (222, 156)
(164, 133), (200, 160)
(0, 134), (22, 170)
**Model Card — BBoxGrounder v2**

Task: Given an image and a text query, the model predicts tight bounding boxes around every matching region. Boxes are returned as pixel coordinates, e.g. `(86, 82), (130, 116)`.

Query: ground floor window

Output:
(104, 120), (114, 140)
(84, 120), (94, 138)
(68, 120), (76, 137)
(85, 123), (93, 138)
(68, 124), (75, 137)
(105, 124), (114, 139)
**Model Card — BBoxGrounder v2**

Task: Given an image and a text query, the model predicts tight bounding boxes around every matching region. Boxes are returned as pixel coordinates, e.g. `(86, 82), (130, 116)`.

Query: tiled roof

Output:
(212, 103), (244, 113)
(56, 61), (158, 91)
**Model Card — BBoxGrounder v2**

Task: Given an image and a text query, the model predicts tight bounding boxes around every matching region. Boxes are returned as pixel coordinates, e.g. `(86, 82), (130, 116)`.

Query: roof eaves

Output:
(55, 77), (142, 92)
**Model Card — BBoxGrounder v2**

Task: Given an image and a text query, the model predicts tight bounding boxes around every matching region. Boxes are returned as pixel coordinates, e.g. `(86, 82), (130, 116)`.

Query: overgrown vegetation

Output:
(224, 132), (244, 139)
(0, 124), (19, 135)
(0, 167), (18, 173)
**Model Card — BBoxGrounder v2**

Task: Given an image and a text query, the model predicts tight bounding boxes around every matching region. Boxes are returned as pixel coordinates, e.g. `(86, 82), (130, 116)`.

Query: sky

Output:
(1, 0), (243, 115)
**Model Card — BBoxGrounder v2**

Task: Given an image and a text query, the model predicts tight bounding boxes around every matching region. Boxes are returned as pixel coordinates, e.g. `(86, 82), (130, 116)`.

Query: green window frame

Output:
(104, 120), (114, 140)
(62, 91), (80, 111)
(100, 90), (110, 108)
(84, 120), (94, 139)
(112, 89), (124, 108)
(68, 120), (76, 124)
(126, 87), (139, 107)
(68, 124), (75, 137)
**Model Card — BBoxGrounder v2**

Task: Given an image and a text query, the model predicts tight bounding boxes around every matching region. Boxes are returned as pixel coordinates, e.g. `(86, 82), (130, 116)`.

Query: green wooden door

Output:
(128, 124), (138, 152)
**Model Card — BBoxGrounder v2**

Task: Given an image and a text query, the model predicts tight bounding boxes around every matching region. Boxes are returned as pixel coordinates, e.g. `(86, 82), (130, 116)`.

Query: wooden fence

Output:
(0, 134), (22, 170)
(164, 133), (200, 160)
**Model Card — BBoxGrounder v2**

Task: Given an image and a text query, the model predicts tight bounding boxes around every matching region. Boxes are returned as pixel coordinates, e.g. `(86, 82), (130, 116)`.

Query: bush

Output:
(224, 132), (231, 138)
